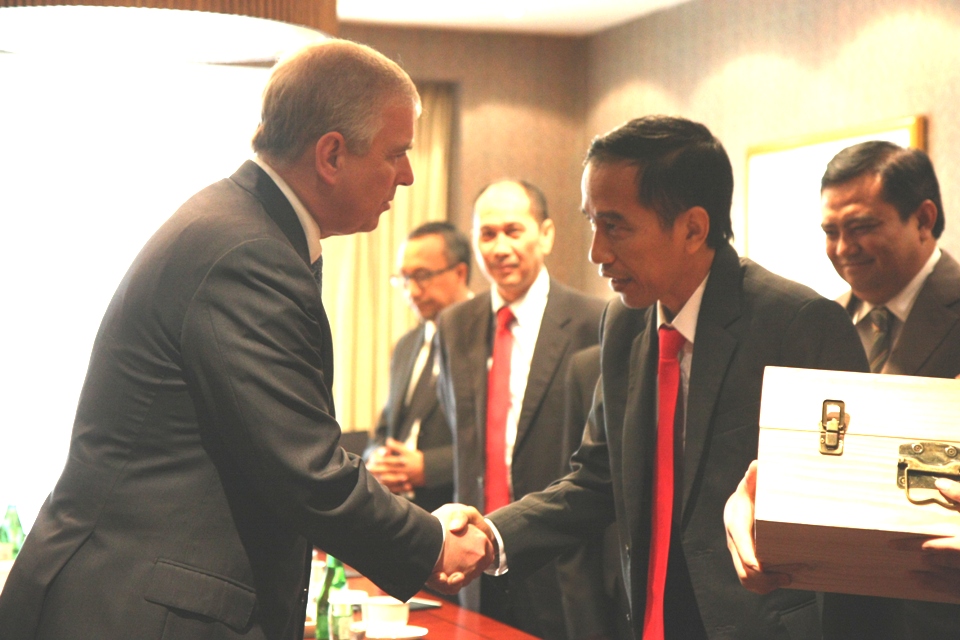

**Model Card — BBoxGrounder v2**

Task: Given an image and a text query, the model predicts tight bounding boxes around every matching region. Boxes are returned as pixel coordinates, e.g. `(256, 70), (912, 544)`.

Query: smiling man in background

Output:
(726, 141), (960, 639)
(436, 179), (606, 638)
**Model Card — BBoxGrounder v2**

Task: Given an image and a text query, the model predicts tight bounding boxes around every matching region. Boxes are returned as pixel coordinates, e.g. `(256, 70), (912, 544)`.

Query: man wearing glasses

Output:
(366, 221), (472, 513)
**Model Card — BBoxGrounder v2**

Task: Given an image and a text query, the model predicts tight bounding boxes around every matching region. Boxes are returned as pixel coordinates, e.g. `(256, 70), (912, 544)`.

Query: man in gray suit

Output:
(366, 221), (471, 513)
(821, 141), (960, 381)
(478, 116), (867, 640)
(436, 179), (606, 638)
(0, 40), (492, 640)
(726, 141), (960, 639)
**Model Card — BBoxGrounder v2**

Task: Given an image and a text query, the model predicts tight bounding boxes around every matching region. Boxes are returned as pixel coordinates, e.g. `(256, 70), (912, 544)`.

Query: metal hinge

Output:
(897, 442), (960, 508)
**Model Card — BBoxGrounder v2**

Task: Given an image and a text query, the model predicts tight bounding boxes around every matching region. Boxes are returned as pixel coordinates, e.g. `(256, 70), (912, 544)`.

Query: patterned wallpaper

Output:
(340, 24), (595, 292)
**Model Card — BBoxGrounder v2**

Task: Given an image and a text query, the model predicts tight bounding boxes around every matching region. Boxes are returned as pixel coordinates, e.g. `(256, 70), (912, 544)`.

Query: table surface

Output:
(306, 576), (538, 640)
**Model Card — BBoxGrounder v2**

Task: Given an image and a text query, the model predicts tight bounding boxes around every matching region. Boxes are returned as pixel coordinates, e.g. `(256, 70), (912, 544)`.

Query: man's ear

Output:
(914, 199), (938, 239)
(453, 261), (469, 283)
(315, 131), (347, 185)
(680, 206), (710, 253)
(538, 218), (556, 256)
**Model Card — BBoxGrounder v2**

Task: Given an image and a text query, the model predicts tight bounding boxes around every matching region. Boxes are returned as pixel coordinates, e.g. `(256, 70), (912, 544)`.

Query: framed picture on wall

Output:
(744, 116), (926, 300)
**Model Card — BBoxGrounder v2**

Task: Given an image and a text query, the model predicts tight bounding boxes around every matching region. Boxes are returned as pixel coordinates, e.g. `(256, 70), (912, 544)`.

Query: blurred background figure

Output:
(365, 221), (472, 513)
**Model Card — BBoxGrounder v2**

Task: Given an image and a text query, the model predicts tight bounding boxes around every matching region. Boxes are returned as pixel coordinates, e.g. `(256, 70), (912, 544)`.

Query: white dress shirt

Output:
(402, 321), (437, 451)
(656, 273), (709, 449)
(252, 156), (323, 263)
(488, 267), (551, 501)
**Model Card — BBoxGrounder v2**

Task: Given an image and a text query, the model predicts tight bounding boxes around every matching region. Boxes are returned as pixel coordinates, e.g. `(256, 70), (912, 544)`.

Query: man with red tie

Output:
(435, 179), (605, 638)
(479, 116), (868, 639)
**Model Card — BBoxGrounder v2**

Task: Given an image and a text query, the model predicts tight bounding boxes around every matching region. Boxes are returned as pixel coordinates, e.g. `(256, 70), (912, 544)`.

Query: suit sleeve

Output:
(555, 346), (615, 640)
(180, 239), (442, 600)
(782, 297), (870, 373)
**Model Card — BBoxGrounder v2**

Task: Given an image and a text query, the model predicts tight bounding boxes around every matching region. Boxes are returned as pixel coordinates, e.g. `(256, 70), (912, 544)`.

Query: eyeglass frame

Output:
(390, 263), (462, 289)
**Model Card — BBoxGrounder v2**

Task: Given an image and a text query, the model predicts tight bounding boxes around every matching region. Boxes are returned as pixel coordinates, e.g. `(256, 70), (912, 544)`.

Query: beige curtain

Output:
(322, 83), (454, 433)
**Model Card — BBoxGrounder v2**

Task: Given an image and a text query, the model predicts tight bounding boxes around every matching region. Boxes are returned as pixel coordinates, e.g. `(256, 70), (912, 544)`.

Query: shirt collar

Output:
(422, 320), (437, 343)
(852, 246), (941, 324)
(253, 155), (323, 264)
(490, 266), (550, 325)
(657, 272), (710, 345)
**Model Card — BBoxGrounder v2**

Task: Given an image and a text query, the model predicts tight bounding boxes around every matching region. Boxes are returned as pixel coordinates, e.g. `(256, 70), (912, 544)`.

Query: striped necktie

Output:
(310, 256), (323, 297)
(867, 306), (892, 373)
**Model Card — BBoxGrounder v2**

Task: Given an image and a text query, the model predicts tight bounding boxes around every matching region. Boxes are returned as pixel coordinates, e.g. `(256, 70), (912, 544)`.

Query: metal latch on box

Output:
(819, 400), (847, 455)
(897, 442), (960, 508)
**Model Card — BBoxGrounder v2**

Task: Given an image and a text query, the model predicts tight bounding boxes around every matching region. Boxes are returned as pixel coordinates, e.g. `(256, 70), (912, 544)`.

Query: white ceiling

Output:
(337, 0), (692, 36)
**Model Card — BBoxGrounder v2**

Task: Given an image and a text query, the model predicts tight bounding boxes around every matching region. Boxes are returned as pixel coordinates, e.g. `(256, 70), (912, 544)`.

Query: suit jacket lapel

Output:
(515, 281), (572, 451)
(402, 335), (440, 441)
(230, 160), (336, 412)
(393, 325), (427, 440)
(466, 300), (494, 458)
(620, 309), (657, 552)
(681, 244), (741, 518)
(887, 252), (960, 375)
(231, 161), (310, 263)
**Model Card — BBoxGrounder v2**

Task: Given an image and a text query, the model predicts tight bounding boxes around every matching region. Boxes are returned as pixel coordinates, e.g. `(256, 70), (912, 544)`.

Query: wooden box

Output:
(756, 366), (960, 604)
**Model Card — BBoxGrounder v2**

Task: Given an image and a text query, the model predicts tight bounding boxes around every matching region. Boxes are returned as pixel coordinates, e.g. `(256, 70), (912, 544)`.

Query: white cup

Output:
(361, 595), (409, 636)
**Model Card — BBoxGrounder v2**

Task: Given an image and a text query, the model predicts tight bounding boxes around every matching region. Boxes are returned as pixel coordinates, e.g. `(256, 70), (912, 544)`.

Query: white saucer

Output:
(365, 624), (428, 639)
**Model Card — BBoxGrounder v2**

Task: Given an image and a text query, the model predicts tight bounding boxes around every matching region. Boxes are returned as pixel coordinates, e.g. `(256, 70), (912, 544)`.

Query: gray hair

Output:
(252, 39), (420, 162)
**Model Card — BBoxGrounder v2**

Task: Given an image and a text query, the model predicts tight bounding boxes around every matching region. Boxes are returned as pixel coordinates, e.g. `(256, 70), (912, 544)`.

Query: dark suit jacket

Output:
(560, 345), (634, 640)
(0, 162), (442, 640)
(824, 249), (960, 640)
(365, 323), (454, 513)
(436, 278), (606, 638)
(489, 243), (869, 640)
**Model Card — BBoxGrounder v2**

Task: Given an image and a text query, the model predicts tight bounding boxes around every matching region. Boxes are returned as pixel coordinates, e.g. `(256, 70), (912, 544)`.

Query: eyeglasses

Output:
(390, 263), (460, 288)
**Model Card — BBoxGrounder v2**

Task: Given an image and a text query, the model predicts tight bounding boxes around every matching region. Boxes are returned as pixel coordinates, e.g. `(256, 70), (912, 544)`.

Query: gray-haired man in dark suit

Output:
(0, 39), (492, 640)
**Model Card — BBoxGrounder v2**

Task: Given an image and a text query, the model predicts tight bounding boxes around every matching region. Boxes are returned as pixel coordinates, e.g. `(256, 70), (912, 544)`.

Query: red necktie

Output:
(484, 306), (515, 513)
(643, 325), (686, 640)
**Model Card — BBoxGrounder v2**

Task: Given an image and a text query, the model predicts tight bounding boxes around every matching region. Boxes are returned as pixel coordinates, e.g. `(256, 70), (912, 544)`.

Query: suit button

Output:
(624, 543), (630, 558)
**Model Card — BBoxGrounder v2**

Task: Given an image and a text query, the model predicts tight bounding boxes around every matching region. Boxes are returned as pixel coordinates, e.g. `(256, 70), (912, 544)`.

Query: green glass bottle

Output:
(315, 556), (346, 640)
(0, 505), (24, 559)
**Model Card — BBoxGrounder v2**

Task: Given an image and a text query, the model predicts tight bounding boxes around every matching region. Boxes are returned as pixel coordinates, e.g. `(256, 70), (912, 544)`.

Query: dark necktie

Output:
(484, 306), (515, 513)
(310, 256), (323, 297)
(643, 326), (685, 640)
(868, 306), (892, 373)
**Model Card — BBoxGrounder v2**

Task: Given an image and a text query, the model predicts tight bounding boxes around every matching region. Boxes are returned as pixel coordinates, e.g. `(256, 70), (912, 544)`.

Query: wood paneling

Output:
(0, 0), (338, 35)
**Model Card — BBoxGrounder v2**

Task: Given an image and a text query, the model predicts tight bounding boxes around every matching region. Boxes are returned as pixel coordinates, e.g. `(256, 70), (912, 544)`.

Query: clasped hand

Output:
(366, 438), (425, 493)
(427, 504), (496, 594)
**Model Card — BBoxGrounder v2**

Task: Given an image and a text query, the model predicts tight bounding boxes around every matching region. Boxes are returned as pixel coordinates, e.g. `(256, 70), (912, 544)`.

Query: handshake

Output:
(426, 504), (498, 595)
